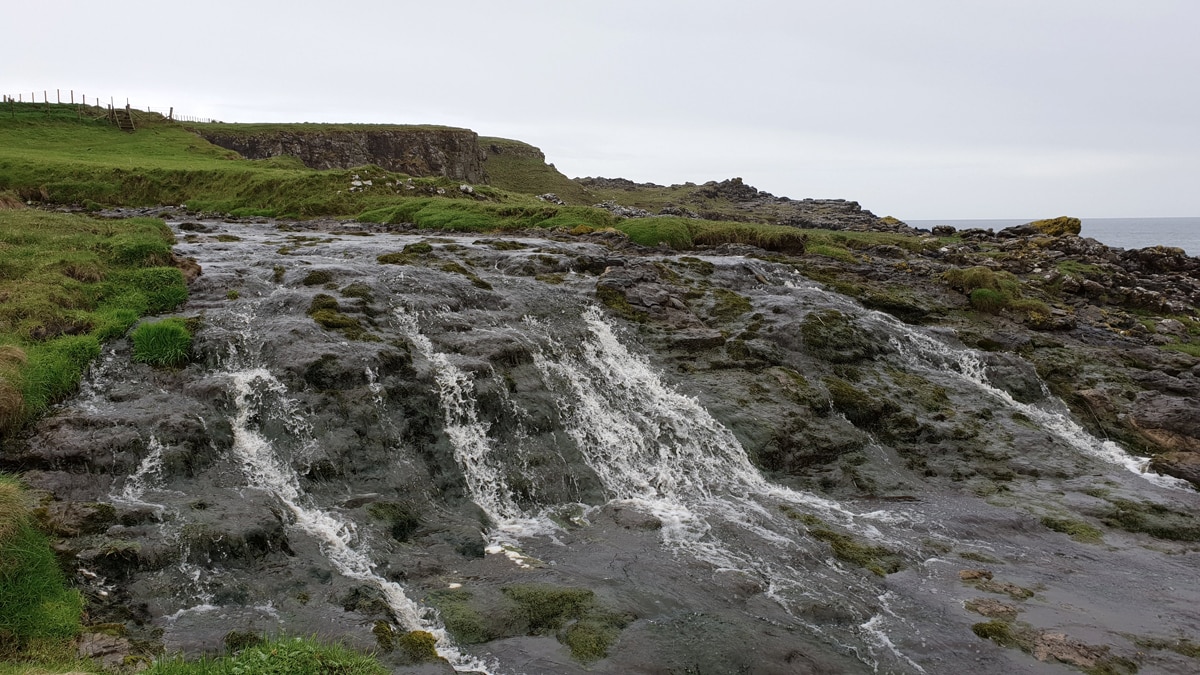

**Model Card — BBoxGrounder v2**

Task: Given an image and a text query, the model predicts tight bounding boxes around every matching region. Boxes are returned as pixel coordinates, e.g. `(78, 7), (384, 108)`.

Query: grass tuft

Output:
(143, 636), (388, 674)
(131, 319), (192, 367)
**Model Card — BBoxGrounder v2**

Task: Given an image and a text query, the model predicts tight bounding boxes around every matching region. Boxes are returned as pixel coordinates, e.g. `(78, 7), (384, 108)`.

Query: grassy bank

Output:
(0, 474), (83, 662)
(0, 208), (187, 435)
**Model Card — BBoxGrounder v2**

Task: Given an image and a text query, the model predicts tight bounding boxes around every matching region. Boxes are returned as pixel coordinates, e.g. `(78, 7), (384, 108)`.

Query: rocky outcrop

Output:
(197, 126), (486, 183)
(575, 177), (907, 231)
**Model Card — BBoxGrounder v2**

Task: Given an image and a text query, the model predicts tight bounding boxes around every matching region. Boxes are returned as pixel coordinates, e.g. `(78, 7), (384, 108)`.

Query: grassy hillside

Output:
(0, 105), (488, 218)
(0, 107), (839, 255)
(479, 137), (593, 204)
(198, 122), (466, 134)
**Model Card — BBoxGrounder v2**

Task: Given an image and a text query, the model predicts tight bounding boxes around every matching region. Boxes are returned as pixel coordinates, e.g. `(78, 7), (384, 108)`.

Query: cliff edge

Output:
(196, 123), (487, 183)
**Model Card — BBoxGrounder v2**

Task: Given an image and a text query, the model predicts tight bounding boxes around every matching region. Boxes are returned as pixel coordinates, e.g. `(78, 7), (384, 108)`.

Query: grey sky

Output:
(5, 0), (1197, 219)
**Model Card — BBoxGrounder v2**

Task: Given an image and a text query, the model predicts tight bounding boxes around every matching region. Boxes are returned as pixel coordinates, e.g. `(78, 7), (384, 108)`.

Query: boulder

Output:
(1149, 452), (1200, 487)
(1028, 216), (1082, 237)
(1129, 394), (1200, 452)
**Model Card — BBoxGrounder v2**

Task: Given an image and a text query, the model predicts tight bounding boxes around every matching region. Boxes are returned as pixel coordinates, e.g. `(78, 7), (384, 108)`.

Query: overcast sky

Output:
(5, 1), (1198, 219)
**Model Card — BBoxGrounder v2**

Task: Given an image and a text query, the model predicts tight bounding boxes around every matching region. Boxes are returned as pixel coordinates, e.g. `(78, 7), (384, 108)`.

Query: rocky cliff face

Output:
(198, 127), (487, 183)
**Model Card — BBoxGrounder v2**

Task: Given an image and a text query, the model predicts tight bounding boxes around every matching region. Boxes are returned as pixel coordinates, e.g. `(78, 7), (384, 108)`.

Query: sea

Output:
(907, 217), (1200, 257)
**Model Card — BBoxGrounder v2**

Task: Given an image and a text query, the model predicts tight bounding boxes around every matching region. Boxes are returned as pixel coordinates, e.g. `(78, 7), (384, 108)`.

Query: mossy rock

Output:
(800, 309), (887, 363)
(1098, 498), (1200, 541)
(403, 241), (434, 255)
(397, 630), (442, 663)
(972, 620), (1026, 648)
(595, 287), (648, 323)
(440, 262), (492, 290)
(502, 584), (595, 634)
(426, 589), (504, 645)
(561, 611), (635, 662)
(823, 376), (900, 429)
(1029, 216), (1082, 237)
(1040, 516), (1103, 544)
(367, 501), (422, 542)
(707, 289), (752, 324)
(301, 270), (334, 286)
(807, 524), (904, 576)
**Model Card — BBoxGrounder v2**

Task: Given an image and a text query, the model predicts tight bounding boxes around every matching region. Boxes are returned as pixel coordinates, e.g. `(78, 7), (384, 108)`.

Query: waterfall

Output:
(110, 435), (166, 509)
(393, 307), (558, 548)
(530, 306), (921, 672)
(227, 367), (494, 673)
(866, 307), (1189, 489)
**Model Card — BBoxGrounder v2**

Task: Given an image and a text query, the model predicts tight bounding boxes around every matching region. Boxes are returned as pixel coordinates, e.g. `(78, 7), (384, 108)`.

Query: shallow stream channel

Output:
(21, 219), (1200, 674)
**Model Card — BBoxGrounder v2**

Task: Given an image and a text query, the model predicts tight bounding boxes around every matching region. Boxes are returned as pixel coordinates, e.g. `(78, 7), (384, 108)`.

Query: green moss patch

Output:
(1098, 499), (1200, 541)
(805, 520), (904, 576)
(305, 294), (376, 341)
(707, 289), (752, 324)
(801, 309), (885, 363)
(366, 502), (421, 542)
(144, 636), (388, 674)
(440, 262), (492, 290)
(596, 287), (648, 323)
(1040, 516), (1103, 544)
(822, 377), (900, 430)
(427, 584), (632, 662)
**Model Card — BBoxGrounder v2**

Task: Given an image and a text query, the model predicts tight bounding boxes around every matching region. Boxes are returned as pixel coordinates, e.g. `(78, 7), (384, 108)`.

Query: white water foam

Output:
(110, 435), (167, 510)
(393, 308), (559, 545)
(228, 367), (493, 673)
(870, 311), (1190, 489)
(530, 306), (916, 670)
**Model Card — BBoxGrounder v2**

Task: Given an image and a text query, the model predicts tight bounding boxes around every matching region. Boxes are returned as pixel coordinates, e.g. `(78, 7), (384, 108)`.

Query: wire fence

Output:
(1, 88), (220, 124)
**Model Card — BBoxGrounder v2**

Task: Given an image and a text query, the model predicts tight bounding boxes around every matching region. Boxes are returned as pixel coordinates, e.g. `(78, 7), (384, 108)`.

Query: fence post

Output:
(70, 90), (74, 104)
(57, 89), (61, 103)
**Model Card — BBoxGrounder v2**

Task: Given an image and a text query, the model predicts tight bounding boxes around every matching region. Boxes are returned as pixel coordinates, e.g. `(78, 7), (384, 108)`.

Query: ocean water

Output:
(907, 217), (1200, 256)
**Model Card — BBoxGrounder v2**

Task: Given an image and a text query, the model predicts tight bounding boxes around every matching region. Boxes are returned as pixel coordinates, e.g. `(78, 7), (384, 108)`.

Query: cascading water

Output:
(110, 435), (166, 509)
(32, 219), (1199, 674)
(528, 306), (926, 672)
(218, 309), (494, 673)
(784, 274), (1188, 488)
(393, 306), (559, 569)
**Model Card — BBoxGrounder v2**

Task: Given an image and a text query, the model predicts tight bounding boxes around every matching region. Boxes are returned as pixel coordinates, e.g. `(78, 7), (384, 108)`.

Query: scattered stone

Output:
(965, 597), (1019, 621)
(959, 569), (994, 581)
(593, 200), (652, 219)
(77, 632), (136, 670)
